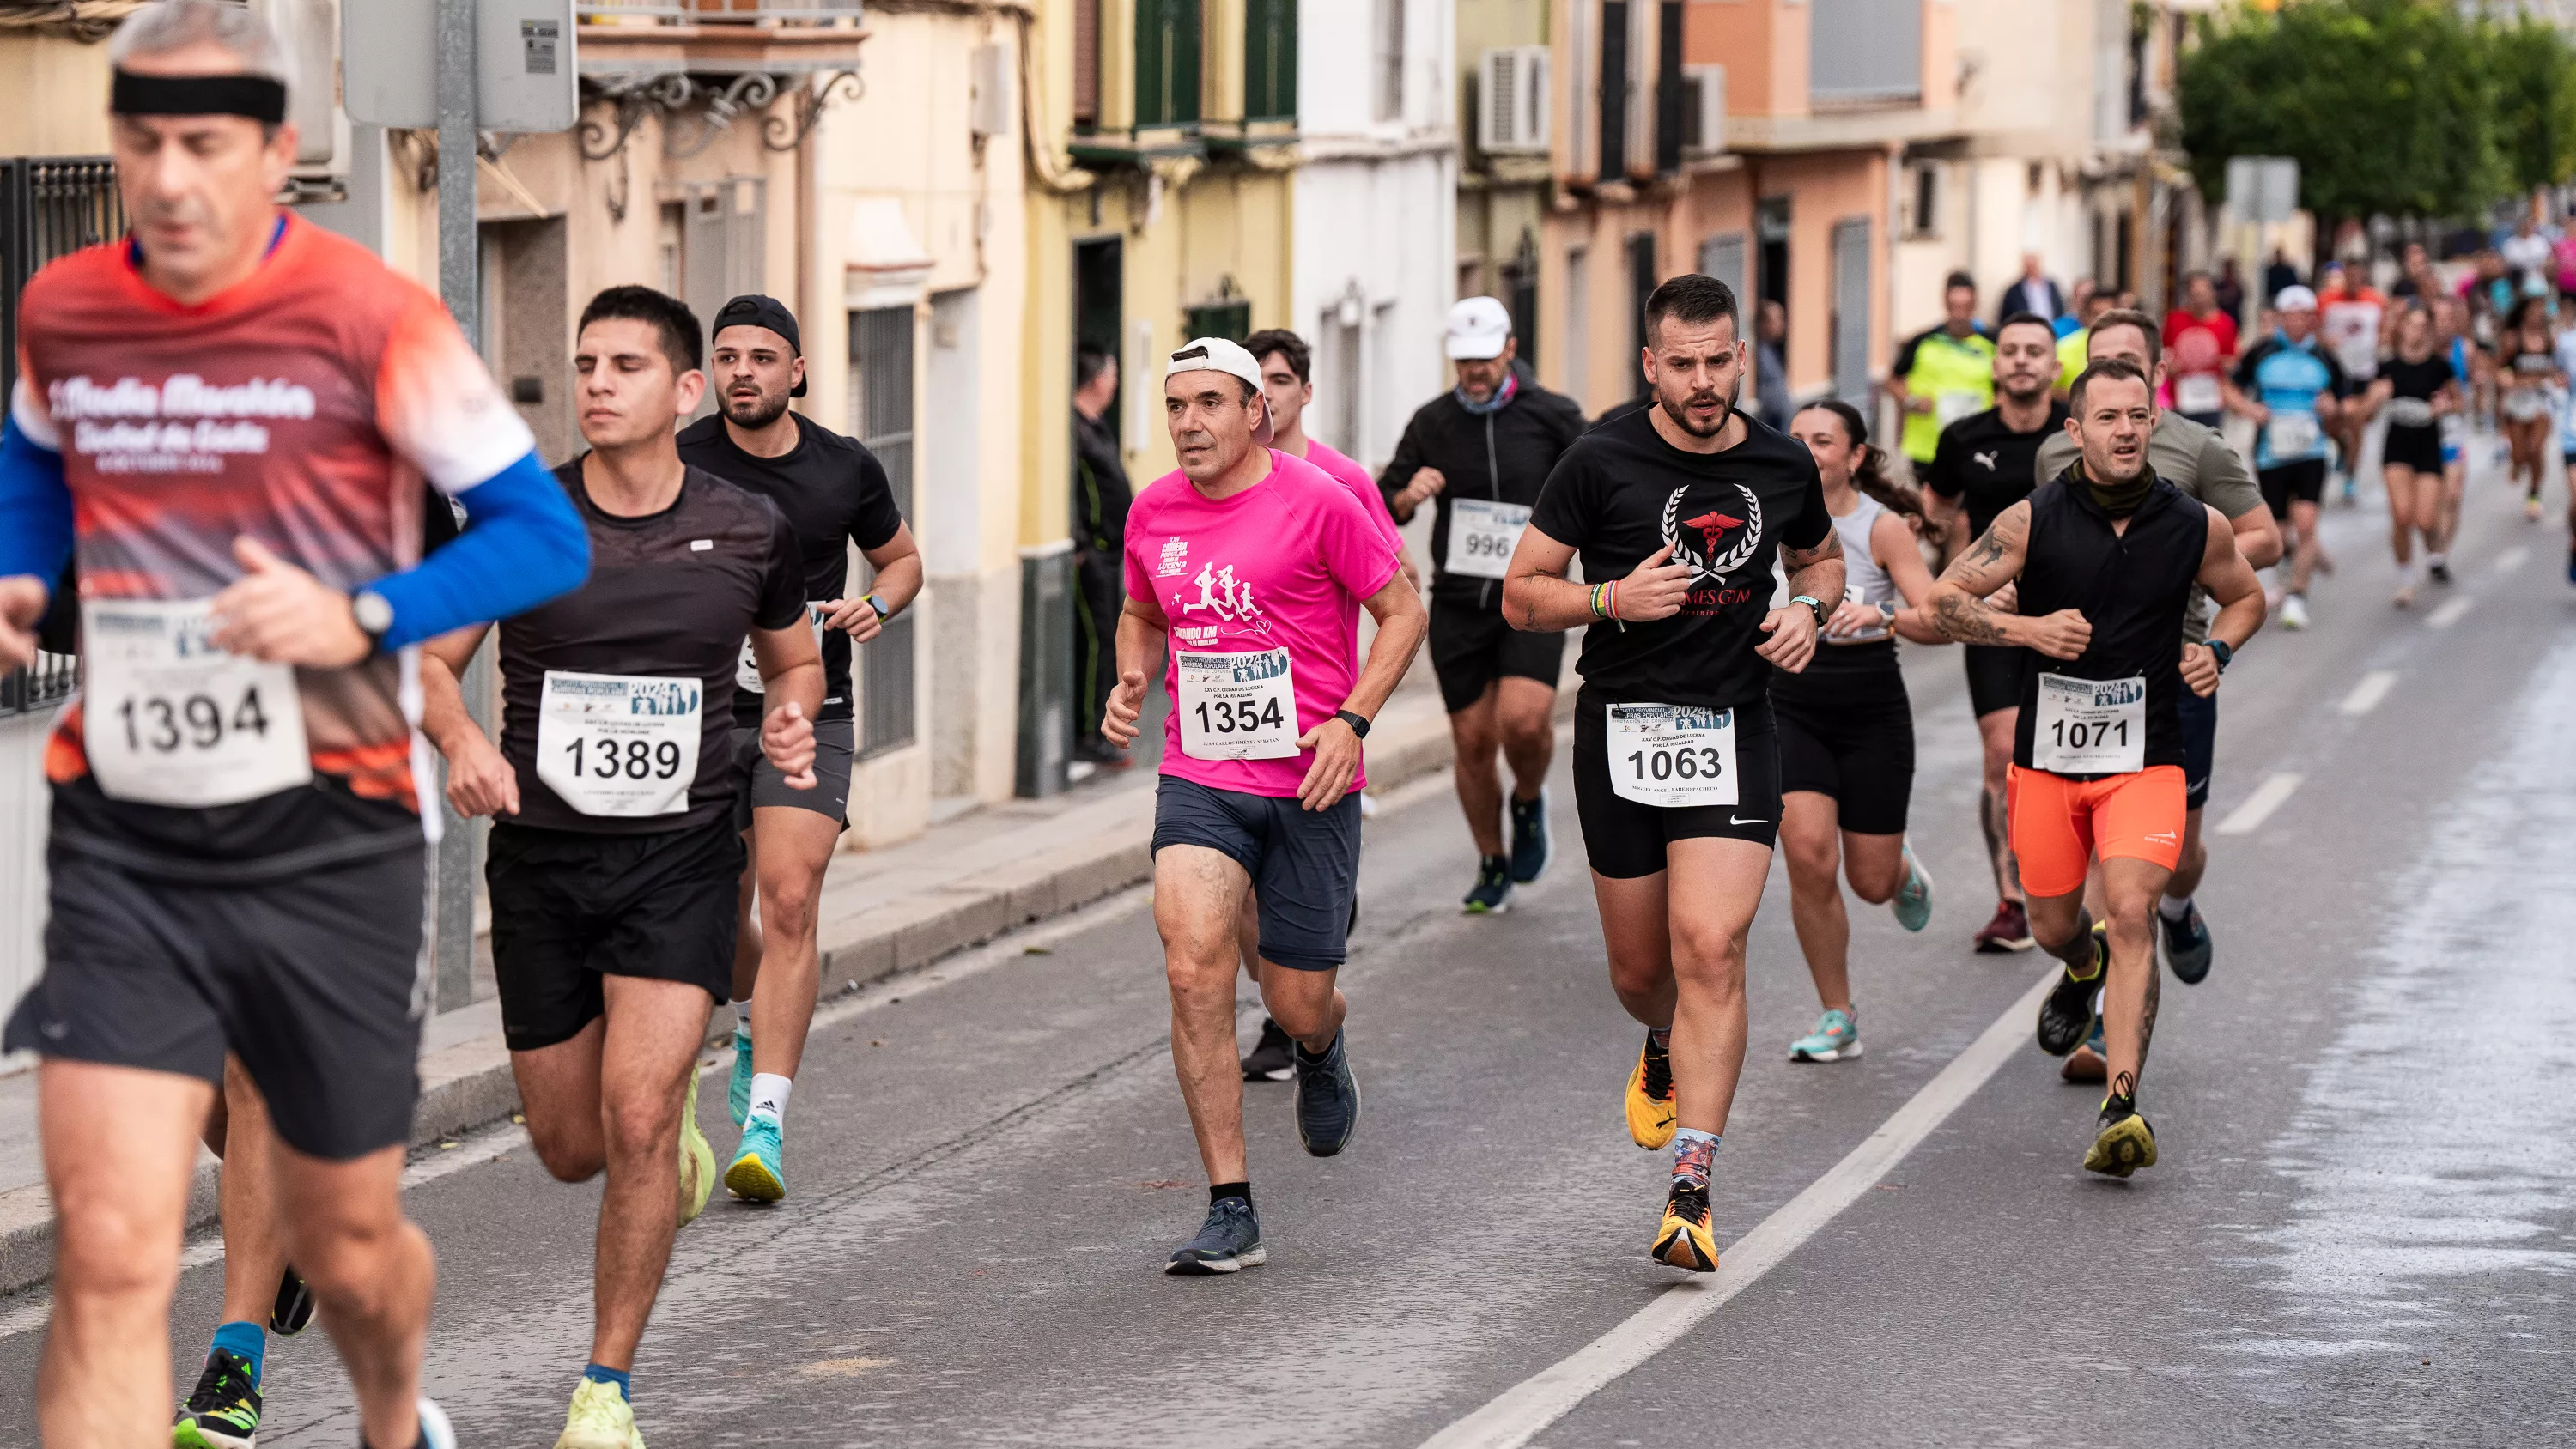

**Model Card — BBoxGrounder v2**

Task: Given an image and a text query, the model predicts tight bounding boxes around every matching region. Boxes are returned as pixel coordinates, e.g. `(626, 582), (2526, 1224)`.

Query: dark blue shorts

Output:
(2177, 687), (2216, 811)
(1151, 776), (1361, 971)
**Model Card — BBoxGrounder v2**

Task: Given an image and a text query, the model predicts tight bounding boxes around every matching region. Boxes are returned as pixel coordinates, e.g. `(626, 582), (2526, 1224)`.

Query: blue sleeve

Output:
(368, 450), (589, 650)
(0, 413), (74, 585)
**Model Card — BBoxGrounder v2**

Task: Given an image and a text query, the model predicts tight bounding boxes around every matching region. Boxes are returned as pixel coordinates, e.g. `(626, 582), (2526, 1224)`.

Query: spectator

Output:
(2263, 247), (2301, 306)
(1070, 347), (1133, 767)
(1887, 270), (1994, 470)
(2054, 276), (2097, 338)
(2215, 257), (2247, 321)
(1997, 252), (2065, 324)
(1755, 298), (1793, 429)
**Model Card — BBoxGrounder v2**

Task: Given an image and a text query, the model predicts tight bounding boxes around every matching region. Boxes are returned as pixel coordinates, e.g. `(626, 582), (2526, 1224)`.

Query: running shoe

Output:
(2391, 582), (2415, 609)
(2529, 494), (2546, 522)
(724, 1113), (786, 1204)
(1241, 1016), (1297, 1081)
(2279, 593), (2311, 630)
(2061, 1018), (2106, 1083)
(2567, 543), (2576, 585)
(1789, 1007), (1862, 1063)
(2083, 1096), (2160, 1179)
(1462, 856), (1513, 914)
(2337, 472), (2358, 506)
(2427, 555), (2453, 585)
(1624, 1031), (1677, 1150)
(678, 1064), (715, 1227)
(1973, 899), (2034, 954)
(1164, 1195), (1265, 1275)
(1508, 790), (1552, 884)
(1891, 843), (1933, 933)
(2035, 924), (2107, 1058)
(1651, 1182), (1719, 1273)
(172, 1348), (260, 1449)
(1291, 1028), (1362, 1156)
(727, 1024), (753, 1127)
(555, 1377), (645, 1449)
(2160, 901), (2214, 985)
(418, 1397), (459, 1449)
(270, 1264), (313, 1336)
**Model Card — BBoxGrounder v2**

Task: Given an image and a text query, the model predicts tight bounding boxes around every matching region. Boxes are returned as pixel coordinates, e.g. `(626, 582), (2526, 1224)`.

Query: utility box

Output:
(343, 0), (580, 134)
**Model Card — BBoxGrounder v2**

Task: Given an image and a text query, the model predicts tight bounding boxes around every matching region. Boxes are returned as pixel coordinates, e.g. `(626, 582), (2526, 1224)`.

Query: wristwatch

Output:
(1333, 708), (1371, 739)
(862, 592), (890, 621)
(2205, 638), (2233, 673)
(1791, 594), (1828, 629)
(351, 590), (394, 655)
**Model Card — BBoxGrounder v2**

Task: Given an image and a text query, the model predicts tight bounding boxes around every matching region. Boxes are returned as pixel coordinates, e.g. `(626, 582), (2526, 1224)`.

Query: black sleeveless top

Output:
(2012, 473), (2207, 775)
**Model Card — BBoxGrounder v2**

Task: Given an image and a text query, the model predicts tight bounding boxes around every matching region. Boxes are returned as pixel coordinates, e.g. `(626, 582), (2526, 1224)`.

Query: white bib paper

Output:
(2385, 397), (2435, 429)
(535, 670), (702, 817)
(1605, 703), (1738, 808)
(736, 600), (831, 694)
(1176, 647), (1299, 761)
(1445, 497), (1530, 580)
(2032, 672), (2146, 775)
(81, 599), (312, 808)
(2264, 412), (2322, 459)
(2173, 373), (2223, 415)
(1935, 391), (1984, 427)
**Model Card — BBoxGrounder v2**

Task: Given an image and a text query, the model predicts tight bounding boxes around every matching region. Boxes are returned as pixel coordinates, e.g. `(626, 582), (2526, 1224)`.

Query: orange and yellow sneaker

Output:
(1624, 1031), (1676, 1149)
(1652, 1182), (1718, 1272)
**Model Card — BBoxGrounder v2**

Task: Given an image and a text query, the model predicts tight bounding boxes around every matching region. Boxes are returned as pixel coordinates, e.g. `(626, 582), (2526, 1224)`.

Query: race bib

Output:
(2032, 672), (2145, 775)
(2173, 373), (2223, 415)
(737, 601), (831, 694)
(1935, 391), (1984, 427)
(1176, 647), (1299, 761)
(1605, 703), (1737, 808)
(81, 599), (312, 808)
(1445, 498), (1530, 580)
(2263, 412), (2322, 459)
(535, 670), (701, 817)
(2385, 397), (2434, 429)
(2504, 389), (2551, 422)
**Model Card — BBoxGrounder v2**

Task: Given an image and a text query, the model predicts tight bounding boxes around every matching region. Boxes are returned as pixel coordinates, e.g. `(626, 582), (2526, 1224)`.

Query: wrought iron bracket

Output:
(578, 70), (866, 162)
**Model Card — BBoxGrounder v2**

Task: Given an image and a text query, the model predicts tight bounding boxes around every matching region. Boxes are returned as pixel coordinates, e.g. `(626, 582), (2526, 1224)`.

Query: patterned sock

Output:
(1670, 1129), (1720, 1191)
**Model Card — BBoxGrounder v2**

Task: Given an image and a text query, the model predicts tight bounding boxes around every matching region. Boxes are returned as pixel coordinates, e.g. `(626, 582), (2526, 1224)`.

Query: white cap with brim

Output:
(1445, 296), (1512, 361)
(1164, 336), (1276, 446)
(2274, 285), (2318, 312)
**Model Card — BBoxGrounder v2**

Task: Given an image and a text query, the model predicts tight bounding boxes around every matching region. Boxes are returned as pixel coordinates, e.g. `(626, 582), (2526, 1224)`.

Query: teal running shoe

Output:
(725, 1112), (787, 1203)
(1890, 843), (1933, 933)
(2160, 901), (2213, 985)
(1789, 1007), (1862, 1063)
(727, 1024), (753, 1127)
(172, 1348), (259, 1449)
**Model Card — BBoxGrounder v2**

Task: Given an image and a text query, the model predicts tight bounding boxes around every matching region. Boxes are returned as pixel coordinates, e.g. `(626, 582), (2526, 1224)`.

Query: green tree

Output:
(2487, 15), (2576, 194)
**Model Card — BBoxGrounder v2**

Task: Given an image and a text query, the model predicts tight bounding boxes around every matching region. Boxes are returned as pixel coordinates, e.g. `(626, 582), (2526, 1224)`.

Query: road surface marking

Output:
(1417, 967), (2057, 1449)
(2427, 595), (2475, 630)
(2218, 773), (2305, 837)
(2494, 546), (2528, 576)
(2338, 670), (2397, 717)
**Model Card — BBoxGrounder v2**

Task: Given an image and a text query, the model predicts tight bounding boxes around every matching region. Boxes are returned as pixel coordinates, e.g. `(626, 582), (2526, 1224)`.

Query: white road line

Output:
(2216, 772), (2304, 837)
(2427, 595), (2475, 630)
(1418, 967), (2057, 1449)
(2495, 546), (2529, 575)
(2338, 670), (2397, 717)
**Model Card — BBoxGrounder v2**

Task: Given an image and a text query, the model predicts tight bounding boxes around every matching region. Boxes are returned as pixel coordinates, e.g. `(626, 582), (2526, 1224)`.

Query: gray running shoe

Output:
(1292, 1028), (1362, 1156)
(1165, 1196), (1266, 1275)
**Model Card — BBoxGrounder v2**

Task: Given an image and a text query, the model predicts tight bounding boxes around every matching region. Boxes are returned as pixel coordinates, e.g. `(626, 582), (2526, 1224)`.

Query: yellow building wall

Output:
(0, 39), (112, 156)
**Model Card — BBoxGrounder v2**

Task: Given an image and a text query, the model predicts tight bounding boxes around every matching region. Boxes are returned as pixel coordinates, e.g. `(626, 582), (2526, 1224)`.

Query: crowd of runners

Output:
(0, 7), (2567, 1447)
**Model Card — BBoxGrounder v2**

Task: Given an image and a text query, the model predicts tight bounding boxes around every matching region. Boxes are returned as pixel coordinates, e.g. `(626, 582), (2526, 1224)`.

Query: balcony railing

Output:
(1809, 0), (1920, 107)
(579, 0), (863, 19)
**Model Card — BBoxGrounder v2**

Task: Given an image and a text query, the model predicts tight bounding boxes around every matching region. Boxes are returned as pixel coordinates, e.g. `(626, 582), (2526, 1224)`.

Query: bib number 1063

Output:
(1625, 742), (1725, 784)
(1603, 703), (1738, 808)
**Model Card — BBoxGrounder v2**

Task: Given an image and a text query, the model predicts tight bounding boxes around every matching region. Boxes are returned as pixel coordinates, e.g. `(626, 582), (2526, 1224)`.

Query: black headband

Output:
(112, 70), (289, 124)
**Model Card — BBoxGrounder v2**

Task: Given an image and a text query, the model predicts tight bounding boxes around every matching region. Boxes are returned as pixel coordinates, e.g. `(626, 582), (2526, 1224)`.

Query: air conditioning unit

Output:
(1479, 46), (1551, 155)
(970, 42), (1012, 139)
(1681, 65), (1726, 157)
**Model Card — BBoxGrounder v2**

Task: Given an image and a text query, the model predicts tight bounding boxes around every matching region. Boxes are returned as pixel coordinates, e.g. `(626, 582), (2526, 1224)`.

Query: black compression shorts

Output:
(487, 817), (744, 1052)
(1571, 690), (1782, 878)
(1429, 597), (1565, 714)
(1772, 650), (1916, 835)
(1963, 643), (2026, 719)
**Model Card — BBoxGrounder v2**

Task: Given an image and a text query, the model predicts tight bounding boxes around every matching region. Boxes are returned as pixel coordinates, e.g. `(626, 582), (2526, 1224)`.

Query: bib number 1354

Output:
(1604, 703), (1737, 808)
(1176, 647), (1300, 761)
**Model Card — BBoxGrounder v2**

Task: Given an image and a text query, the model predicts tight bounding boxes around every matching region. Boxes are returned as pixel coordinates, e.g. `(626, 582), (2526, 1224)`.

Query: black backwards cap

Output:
(112, 69), (289, 124)
(712, 294), (807, 397)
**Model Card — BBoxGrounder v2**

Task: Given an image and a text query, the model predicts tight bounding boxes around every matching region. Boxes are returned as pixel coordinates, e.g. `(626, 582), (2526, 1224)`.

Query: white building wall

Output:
(0, 712), (52, 1065)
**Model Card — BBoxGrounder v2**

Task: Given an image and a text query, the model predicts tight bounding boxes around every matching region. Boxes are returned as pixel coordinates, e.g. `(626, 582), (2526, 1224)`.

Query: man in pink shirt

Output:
(1101, 337), (1426, 1275)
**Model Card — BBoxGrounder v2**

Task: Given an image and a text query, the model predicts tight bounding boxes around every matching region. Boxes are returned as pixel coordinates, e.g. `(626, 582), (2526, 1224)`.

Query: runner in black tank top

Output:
(1926, 360), (2265, 1182)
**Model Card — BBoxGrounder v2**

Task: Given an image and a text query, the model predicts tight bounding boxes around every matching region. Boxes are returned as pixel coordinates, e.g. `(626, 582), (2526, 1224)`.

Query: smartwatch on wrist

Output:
(1333, 708), (1371, 739)
(2205, 638), (2233, 673)
(1791, 594), (1828, 629)
(862, 593), (890, 621)
(351, 591), (394, 657)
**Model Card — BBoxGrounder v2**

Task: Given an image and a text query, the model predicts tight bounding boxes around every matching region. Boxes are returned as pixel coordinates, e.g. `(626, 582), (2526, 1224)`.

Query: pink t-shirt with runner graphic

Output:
(1123, 449), (1403, 799)
(1298, 439), (1405, 549)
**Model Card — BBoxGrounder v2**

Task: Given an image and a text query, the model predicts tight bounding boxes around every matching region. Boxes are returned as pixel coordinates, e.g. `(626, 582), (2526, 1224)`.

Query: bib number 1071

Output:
(1193, 695), (1285, 737)
(2044, 717), (2129, 753)
(560, 736), (684, 780)
(116, 684), (273, 755)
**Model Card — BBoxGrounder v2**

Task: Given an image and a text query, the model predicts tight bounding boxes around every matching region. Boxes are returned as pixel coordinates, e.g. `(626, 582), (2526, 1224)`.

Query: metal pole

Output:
(432, 0), (483, 1016)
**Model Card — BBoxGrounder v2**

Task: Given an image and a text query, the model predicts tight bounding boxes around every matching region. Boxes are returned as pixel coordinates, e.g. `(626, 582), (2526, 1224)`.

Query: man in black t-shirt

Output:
(1506, 275), (1843, 1275)
(1920, 312), (2067, 956)
(677, 294), (918, 1204)
(422, 288), (821, 1449)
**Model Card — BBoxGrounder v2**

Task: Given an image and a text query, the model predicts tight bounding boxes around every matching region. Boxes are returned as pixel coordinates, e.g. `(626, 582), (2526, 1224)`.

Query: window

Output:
(1598, 1), (1629, 179)
(1906, 161), (1941, 239)
(848, 305), (918, 758)
(1135, 0), (1202, 129)
(1626, 231), (1656, 365)
(1183, 296), (1251, 342)
(1073, 0), (1100, 128)
(1653, 0), (1684, 175)
(1565, 246), (1590, 401)
(1374, 0), (1406, 123)
(1245, 0), (1296, 122)
(658, 202), (683, 297)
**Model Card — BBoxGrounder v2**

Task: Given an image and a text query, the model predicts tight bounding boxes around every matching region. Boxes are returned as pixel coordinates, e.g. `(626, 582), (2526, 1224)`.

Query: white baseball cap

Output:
(2274, 284), (2318, 312)
(1164, 336), (1276, 446)
(1445, 296), (1513, 360)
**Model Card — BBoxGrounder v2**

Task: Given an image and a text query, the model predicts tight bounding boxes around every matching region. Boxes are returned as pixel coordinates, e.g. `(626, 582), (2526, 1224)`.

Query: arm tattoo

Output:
(1780, 529), (1844, 573)
(1933, 591), (2011, 645)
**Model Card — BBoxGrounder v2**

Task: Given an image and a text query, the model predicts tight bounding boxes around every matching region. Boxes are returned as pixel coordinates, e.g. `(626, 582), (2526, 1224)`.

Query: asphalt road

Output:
(3, 453), (2573, 1447)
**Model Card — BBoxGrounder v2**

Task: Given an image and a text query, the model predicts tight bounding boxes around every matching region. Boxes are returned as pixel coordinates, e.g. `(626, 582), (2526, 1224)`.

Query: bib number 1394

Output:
(81, 598), (313, 808)
(1605, 703), (1737, 808)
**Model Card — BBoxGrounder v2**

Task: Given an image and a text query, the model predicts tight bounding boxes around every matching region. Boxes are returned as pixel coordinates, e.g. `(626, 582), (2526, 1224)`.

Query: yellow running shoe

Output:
(678, 1065), (715, 1226)
(554, 1377), (645, 1449)
(2083, 1102), (2159, 1179)
(1624, 1031), (1676, 1150)
(1651, 1183), (1718, 1272)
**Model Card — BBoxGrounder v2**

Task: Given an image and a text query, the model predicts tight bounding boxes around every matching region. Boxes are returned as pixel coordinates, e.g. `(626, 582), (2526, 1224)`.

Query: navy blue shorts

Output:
(2176, 686), (2216, 811)
(1151, 776), (1361, 971)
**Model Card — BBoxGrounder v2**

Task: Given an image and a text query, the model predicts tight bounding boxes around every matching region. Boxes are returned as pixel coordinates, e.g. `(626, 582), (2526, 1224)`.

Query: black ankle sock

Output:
(1210, 1181), (1251, 1207)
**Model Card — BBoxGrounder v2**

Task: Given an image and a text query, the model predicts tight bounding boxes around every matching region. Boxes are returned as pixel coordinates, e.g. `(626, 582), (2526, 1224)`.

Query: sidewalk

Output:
(0, 666), (1511, 1298)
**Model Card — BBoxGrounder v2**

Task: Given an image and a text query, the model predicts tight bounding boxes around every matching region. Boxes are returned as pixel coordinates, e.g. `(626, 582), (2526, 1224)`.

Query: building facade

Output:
(1456, 0), (1553, 354)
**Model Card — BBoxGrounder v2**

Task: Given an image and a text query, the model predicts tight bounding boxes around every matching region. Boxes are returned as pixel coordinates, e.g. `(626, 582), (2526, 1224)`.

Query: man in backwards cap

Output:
(674, 294), (920, 1206)
(1100, 337), (1425, 1275)
(0, 3), (588, 1446)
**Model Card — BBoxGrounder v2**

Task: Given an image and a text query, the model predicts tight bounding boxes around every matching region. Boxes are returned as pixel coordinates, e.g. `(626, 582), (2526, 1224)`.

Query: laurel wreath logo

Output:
(1659, 483), (1764, 582)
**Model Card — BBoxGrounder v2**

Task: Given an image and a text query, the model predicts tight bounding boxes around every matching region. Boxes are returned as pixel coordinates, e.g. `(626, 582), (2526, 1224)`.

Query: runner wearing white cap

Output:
(2225, 286), (2348, 630)
(1380, 298), (1587, 913)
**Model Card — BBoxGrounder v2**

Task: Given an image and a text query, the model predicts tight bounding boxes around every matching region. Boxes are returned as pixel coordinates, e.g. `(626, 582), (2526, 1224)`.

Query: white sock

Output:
(731, 999), (753, 1037)
(2427, 551), (2446, 568)
(2397, 560), (2417, 587)
(748, 1072), (792, 1122)
(2158, 894), (2194, 922)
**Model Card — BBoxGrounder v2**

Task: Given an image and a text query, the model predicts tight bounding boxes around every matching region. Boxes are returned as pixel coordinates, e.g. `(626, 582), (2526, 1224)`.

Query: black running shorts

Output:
(732, 717), (855, 831)
(2382, 425), (2443, 474)
(486, 817), (744, 1052)
(1151, 775), (1361, 971)
(1429, 597), (1566, 714)
(2258, 458), (2327, 519)
(5, 842), (428, 1161)
(2176, 687), (2216, 812)
(1772, 652), (1916, 836)
(1571, 690), (1783, 879)
(1962, 643), (2026, 719)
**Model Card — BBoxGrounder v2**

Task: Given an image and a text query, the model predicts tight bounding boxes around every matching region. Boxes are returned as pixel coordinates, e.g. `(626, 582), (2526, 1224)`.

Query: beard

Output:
(1999, 373), (2053, 404)
(1656, 373), (1741, 438)
(721, 388), (792, 430)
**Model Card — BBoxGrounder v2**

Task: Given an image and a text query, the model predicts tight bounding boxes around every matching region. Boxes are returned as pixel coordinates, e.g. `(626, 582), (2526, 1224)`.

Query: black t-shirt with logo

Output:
(2378, 354), (2456, 435)
(497, 460), (805, 834)
(1923, 402), (2072, 543)
(1528, 406), (1832, 708)
(676, 413), (905, 726)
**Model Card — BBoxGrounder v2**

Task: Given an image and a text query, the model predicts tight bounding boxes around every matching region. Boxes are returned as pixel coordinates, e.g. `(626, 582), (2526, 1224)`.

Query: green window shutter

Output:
(1245, 0), (1297, 123)
(1183, 299), (1252, 342)
(1136, 0), (1204, 128)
